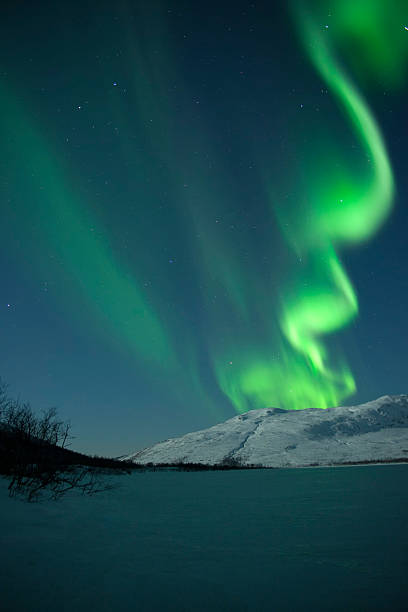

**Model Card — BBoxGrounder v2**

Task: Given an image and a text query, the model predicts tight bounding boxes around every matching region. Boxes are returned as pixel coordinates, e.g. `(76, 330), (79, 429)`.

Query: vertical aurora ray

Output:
(296, 11), (394, 247)
(213, 1), (400, 412)
(0, 84), (176, 371)
(276, 5), (395, 404)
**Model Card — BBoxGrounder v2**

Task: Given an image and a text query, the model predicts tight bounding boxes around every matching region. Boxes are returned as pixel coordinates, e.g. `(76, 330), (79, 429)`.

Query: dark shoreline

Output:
(128, 457), (408, 471)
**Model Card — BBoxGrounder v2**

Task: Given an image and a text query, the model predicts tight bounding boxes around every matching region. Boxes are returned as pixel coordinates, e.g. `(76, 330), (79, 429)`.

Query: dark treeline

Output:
(140, 458), (408, 471)
(0, 378), (136, 501)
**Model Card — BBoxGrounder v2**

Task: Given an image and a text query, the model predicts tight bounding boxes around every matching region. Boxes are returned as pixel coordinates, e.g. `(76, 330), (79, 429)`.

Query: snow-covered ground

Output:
(1, 465), (408, 611)
(124, 395), (408, 467)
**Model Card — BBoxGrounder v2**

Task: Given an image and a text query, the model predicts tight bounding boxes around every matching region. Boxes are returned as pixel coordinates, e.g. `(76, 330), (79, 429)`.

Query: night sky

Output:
(1, 0), (407, 456)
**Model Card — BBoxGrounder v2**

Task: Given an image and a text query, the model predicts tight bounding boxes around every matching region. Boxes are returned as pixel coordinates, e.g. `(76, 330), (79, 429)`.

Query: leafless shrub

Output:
(0, 377), (124, 501)
(7, 465), (117, 502)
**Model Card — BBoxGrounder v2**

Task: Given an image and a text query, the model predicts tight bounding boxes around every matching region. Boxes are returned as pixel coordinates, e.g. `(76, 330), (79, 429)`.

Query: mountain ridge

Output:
(123, 395), (408, 468)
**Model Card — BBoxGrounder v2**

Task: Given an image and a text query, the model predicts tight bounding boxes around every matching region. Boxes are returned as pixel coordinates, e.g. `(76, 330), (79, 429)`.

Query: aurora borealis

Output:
(1, 1), (407, 454)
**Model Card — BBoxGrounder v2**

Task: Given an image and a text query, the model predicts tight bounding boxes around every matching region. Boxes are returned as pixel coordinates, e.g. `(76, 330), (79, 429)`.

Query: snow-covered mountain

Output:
(124, 395), (408, 467)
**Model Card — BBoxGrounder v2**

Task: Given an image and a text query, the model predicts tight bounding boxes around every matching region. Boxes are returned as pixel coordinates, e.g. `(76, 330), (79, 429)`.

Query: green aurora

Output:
(213, 0), (405, 411)
(2, 1), (406, 418)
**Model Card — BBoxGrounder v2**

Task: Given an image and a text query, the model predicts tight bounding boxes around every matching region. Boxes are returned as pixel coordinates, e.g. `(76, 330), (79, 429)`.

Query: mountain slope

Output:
(124, 395), (408, 467)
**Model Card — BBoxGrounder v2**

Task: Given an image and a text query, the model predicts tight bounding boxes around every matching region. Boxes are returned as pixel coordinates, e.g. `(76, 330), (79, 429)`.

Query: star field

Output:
(0, 0), (407, 455)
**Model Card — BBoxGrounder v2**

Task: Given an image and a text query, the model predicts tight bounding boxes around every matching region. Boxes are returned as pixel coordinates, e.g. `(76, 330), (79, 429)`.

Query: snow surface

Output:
(124, 395), (408, 467)
(2, 466), (408, 611)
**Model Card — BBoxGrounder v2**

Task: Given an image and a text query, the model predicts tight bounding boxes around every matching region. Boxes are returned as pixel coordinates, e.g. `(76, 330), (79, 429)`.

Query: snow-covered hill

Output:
(124, 395), (408, 467)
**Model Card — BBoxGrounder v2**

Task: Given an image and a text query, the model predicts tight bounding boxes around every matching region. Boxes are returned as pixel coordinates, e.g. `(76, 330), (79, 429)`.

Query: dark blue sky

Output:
(1, 0), (407, 456)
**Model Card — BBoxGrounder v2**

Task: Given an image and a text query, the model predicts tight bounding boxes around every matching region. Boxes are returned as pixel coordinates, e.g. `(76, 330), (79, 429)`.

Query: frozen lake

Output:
(1, 465), (407, 611)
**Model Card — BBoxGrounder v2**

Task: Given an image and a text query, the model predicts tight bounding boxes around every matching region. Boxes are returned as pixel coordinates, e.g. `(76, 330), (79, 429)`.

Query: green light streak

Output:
(274, 6), (394, 406)
(300, 14), (394, 246)
(213, 3), (396, 412)
(0, 84), (175, 369)
(280, 249), (358, 376)
(275, 7), (394, 398)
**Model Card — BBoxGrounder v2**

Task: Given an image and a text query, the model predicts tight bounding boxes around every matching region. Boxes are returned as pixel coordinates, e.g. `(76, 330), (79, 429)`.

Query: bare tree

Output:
(0, 378), (125, 501)
(7, 466), (117, 502)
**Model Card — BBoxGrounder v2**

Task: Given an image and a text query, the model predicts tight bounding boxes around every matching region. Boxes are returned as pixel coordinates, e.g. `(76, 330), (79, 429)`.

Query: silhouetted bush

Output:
(0, 378), (135, 501)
